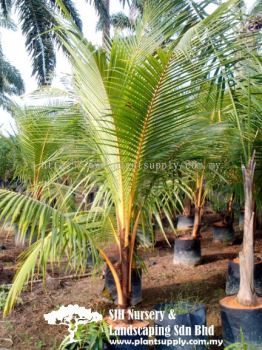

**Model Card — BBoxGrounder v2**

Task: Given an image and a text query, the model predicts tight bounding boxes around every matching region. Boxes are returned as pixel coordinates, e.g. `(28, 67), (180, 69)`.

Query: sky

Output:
(0, 0), (256, 134)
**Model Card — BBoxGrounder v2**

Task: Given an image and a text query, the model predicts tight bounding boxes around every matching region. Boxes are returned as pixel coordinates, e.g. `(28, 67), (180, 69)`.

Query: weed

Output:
(0, 285), (10, 311)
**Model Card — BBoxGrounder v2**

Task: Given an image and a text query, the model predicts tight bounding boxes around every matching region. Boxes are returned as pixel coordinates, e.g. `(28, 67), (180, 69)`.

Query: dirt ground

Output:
(0, 214), (261, 350)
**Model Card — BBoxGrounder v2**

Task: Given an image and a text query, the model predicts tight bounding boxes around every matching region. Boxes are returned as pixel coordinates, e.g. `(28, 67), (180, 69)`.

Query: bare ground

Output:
(0, 215), (261, 350)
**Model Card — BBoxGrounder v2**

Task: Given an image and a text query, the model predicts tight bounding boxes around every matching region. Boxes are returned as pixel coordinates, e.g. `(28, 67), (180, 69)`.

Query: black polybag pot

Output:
(211, 223), (234, 243)
(104, 268), (142, 305)
(220, 298), (262, 349)
(226, 260), (262, 296)
(154, 302), (207, 350)
(173, 238), (201, 266)
(176, 215), (194, 231)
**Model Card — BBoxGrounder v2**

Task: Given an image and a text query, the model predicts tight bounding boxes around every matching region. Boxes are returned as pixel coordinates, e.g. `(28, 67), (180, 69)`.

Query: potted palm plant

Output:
(211, 193), (235, 244)
(173, 165), (206, 266)
(220, 155), (262, 348)
(219, 6), (262, 347)
(173, 161), (221, 266)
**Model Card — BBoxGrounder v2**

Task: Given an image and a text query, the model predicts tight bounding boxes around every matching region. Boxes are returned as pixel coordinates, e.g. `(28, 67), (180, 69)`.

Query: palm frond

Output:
(15, 0), (56, 85)
(0, 0), (12, 17)
(0, 13), (16, 30)
(49, 0), (82, 31)
(1, 58), (25, 95)
(110, 12), (132, 30)
(89, 0), (109, 25)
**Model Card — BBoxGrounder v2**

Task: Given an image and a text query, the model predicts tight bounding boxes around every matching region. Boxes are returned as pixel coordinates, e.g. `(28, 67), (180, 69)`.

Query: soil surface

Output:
(0, 213), (262, 350)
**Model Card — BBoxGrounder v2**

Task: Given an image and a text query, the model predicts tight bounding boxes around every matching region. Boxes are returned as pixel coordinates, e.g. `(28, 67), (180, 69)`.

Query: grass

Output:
(156, 288), (205, 315)
(162, 300), (202, 315)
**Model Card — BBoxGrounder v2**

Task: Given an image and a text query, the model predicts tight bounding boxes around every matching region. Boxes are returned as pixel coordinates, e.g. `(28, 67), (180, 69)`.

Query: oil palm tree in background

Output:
(0, 0), (82, 85)
(0, 0), (259, 316)
(90, 0), (134, 46)
(0, 0), (133, 85)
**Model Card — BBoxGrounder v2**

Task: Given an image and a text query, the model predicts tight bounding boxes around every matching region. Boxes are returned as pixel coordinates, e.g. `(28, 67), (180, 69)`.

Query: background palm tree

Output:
(90, 0), (130, 47)
(0, 0), (82, 85)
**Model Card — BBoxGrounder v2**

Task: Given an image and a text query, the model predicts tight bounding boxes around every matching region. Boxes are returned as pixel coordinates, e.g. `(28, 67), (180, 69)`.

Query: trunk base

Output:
(103, 268), (142, 306)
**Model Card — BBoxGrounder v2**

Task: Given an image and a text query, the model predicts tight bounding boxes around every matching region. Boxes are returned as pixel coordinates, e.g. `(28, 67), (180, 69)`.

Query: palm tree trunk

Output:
(192, 205), (201, 239)
(253, 200), (257, 236)
(237, 153), (257, 306)
(102, 0), (110, 48)
(121, 246), (130, 310)
(119, 228), (130, 313)
(192, 173), (204, 239)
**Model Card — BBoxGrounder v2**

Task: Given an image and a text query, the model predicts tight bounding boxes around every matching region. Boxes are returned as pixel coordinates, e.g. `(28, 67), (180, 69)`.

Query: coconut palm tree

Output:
(0, 0), (256, 316)
(212, 2), (262, 307)
(0, 0), (82, 85)
(223, 56), (262, 307)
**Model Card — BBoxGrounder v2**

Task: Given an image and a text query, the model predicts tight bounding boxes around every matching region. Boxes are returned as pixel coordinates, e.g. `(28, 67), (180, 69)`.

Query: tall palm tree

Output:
(0, 0), (256, 316)
(221, 36), (262, 306)
(90, 0), (130, 47)
(0, 0), (82, 85)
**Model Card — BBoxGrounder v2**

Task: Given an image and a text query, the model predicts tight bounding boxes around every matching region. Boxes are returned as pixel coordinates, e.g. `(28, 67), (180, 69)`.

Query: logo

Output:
(44, 305), (103, 343)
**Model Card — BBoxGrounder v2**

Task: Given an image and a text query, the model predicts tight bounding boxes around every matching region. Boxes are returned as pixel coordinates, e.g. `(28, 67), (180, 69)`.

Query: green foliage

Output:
(0, 136), (16, 180)
(0, 285), (10, 310)
(160, 291), (204, 315)
(59, 320), (110, 350)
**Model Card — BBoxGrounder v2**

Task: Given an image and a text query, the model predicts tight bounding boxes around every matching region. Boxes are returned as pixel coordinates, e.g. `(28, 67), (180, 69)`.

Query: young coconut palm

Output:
(216, 7), (262, 306)
(0, 0), (254, 316)
(177, 162), (218, 239)
(225, 64), (262, 306)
